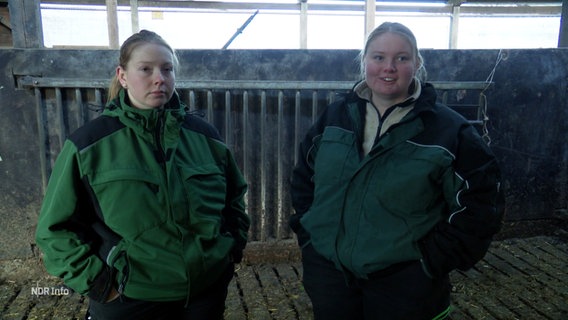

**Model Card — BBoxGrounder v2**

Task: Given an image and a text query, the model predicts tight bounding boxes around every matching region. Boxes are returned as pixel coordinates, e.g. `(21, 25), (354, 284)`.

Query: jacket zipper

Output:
(154, 109), (166, 165)
(156, 110), (193, 306)
(115, 251), (129, 301)
(347, 101), (365, 160)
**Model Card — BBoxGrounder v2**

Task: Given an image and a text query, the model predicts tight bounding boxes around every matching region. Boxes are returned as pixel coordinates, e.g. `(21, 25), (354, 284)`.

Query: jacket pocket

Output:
(180, 163), (227, 220)
(313, 127), (359, 186)
(106, 240), (129, 296)
(181, 164), (232, 270)
(89, 169), (164, 237)
(197, 233), (234, 271)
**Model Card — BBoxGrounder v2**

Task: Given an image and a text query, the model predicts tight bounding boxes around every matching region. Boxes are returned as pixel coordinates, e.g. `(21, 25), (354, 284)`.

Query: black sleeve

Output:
(419, 125), (505, 278)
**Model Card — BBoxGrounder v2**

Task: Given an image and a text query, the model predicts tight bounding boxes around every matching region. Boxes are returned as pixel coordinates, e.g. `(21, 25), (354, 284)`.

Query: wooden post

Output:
(449, 4), (460, 49)
(7, 0), (43, 48)
(130, 0), (139, 34)
(364, 0), (375, 40)
(106, 0), (119, 49)
(300, 0), (307, 49)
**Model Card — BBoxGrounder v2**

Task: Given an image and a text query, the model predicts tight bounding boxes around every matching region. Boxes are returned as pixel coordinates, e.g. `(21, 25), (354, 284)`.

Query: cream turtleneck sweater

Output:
(354, 78), (422, 155)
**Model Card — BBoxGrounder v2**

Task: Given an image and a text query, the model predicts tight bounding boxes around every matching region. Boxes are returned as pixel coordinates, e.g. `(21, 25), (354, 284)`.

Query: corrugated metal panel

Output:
(25, 78), (489, 242)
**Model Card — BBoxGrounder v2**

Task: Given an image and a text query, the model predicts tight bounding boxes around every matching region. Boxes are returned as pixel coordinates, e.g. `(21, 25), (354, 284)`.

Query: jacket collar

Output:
(104, 89), (186, 133)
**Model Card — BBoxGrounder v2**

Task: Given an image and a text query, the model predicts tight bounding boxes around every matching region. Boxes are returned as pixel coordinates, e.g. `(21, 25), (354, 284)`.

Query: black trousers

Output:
(86, 264), (234, 320)
(301, 243), (451, 320)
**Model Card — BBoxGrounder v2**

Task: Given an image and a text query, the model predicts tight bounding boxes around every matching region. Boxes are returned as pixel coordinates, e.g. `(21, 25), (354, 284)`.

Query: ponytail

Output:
(107, 75), (122, 102)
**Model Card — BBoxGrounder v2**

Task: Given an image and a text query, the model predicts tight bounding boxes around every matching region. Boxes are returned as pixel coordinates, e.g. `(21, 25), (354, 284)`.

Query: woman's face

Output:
(117, 43), (175, 110)
(364, 32), (418, 104)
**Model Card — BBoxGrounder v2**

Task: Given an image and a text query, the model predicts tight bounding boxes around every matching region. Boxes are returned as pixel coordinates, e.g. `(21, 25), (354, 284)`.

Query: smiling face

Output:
(116, 42), (175, 110)
(363, 32), (419, 106)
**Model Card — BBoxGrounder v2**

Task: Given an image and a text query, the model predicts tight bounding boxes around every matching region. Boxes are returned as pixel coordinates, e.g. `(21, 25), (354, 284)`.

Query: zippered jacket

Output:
(290, 81), (504, 279)
(36, 89), (250, 302)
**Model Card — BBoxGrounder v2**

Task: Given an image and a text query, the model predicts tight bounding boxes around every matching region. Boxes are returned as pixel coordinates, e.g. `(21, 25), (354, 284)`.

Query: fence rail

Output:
(20, 77), (490, 242)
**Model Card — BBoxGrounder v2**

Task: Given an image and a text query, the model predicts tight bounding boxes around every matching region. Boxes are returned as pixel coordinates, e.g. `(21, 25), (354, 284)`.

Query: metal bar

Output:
(312, 91), (318, 123)
(75, 88), (85, 126)
(35, 88), (48, 192)
(327, 90), (335, 104)
(17, 77), (492, 91)
(224, 90), (231, 144)
(277, 90), (284, 240)
(17, 78), (355, 90)
(55, 88), (67, 149)
(17, 77), (111, 89)
(95, 88), (104, 118)
(442, 90), (449, 105)
(260, 90), (268, 241)
(188, 90), (196, 109)
(206, 90), (213, 121)
(242, 90), (249, 193)
(222, 9), (259, 49)
(241, 90), (253, 241)
(294, 91), (301, 168)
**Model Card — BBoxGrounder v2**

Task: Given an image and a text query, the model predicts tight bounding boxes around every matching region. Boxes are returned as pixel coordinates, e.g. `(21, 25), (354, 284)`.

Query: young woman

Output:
(290, 22), (504, 319)
(35, 30), (250, 320)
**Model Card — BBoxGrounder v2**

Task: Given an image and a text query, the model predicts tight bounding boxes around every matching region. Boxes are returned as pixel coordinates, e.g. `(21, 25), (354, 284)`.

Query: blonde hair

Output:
(107, 30), (178, 102)
(359, 22), (427, 81)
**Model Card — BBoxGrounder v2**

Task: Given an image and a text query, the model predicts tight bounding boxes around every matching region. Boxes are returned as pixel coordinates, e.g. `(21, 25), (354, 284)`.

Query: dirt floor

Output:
(1, 226), (567, 319)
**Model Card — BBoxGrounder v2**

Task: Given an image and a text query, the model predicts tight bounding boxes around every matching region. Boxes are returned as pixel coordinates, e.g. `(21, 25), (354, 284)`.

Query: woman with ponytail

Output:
(36, 30), (250, 320)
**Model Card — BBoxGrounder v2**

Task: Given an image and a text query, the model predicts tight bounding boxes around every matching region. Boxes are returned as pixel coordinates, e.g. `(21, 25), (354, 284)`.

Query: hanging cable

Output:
(484, 49), (504, 91)
(479, 49), (505, 145)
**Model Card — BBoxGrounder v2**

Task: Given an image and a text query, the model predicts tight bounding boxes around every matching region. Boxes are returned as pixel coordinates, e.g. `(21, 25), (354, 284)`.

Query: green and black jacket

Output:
(290, 82), (504, 279)
(36, 89), (250, 302)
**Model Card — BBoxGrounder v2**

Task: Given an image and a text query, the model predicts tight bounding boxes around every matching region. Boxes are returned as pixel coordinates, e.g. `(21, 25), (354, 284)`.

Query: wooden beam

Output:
(106, 0), (119, 48)
(299, 0), (307, 49)
(130, 0), (139, 33)
(364, 0), (375, 39)
(7, 0), (43, 48)
(449, 4), (460, 49)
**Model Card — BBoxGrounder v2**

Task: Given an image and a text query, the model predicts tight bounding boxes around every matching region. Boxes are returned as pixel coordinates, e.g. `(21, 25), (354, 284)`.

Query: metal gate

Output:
(18, 76), (489, 242)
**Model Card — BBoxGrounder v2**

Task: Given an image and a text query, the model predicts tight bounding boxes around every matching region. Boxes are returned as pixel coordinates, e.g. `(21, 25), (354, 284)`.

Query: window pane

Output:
(375, 16), (452, 49)
(458, 16), (560, 49)
(308, 13), (364, 49)
(42, 6), (110, 47)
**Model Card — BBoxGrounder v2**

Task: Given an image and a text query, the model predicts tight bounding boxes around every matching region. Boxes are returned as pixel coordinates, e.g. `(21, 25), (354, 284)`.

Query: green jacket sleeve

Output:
(35, 140), (111, 299)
